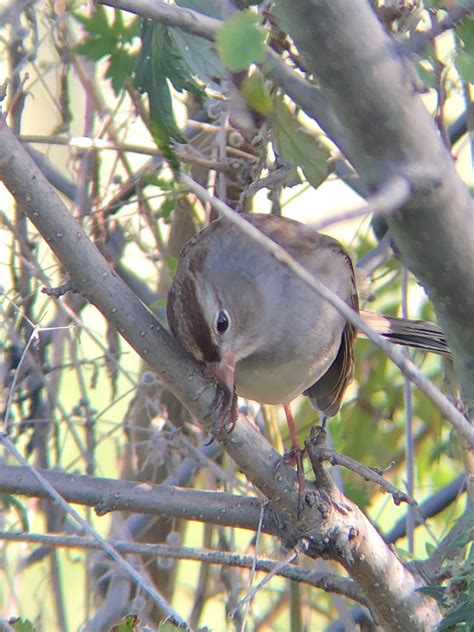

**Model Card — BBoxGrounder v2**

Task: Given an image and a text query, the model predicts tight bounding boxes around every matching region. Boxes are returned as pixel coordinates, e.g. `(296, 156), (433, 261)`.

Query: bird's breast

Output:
(234, 335), (342, 405)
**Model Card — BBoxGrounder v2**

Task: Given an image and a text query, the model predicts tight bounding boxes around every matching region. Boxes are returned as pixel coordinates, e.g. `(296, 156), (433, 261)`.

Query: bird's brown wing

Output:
(303, 248), (359, 417)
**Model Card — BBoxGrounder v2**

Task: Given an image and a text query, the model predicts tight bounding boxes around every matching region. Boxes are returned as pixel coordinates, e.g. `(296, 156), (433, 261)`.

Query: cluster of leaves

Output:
(421, 519), (474, 631)
(133, 20), (203, 167)
(74, 6), (140, 95)
(74, 5), (331, 186)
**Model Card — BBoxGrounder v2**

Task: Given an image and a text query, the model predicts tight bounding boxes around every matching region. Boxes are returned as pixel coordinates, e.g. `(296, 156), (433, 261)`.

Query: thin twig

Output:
(313, 447), (416, 506)
(402, 1), (474, 56)
(231, 539), (309, 617)
(309, 174), (411, 232)
(402, 266), (416, 550)
(0, 530), (365, 604)
(242, 500), (268, 631)
(19, 134), (237, 172)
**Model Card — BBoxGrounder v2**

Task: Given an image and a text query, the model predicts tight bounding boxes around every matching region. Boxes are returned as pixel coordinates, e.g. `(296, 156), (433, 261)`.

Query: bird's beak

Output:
(212, 352), (235, 392)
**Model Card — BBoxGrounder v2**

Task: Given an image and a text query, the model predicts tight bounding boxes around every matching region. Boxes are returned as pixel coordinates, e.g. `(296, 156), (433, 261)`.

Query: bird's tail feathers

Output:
(359, 310), (450, 356)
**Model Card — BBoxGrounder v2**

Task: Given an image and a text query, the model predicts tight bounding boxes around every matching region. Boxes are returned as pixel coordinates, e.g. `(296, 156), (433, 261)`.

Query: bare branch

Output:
(0, 463), (278, 534)
(0, 530), (366, 605)
(311, 446), (416, 507)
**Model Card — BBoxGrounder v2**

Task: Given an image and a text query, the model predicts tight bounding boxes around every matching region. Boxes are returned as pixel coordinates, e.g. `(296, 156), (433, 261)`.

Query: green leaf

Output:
(75, 35), (116, 61)
(157, 26), (203, 96)
(242, 71), (273, 115)
(455, 16), (474, 83)
(74, 5), (110, 36)
(425, 541), (436, 557)
(439, 600), (474, 630)
(9, 618), (36, 632)
(417, 585), (447, 606)
(165, 255), (178, 278)
(456, 16), (474, 54)
(272, 99), (330, 189)
(106, 48), (137, 95)
(455, 50), (474, 84)
(74, 8), (139, 94)
(160, 197), (176, 220)
(415, 61), (437, 89)
(148, 78), (185, 144)
(143, 175), (176, 190)
(175, 0), (226, 74)
(123, 17), (141, 43)
(171, 27), (224, 87)
(134, 19), (205, 166)
(216, 11), (266, 71)
(111, 614), (139, 632)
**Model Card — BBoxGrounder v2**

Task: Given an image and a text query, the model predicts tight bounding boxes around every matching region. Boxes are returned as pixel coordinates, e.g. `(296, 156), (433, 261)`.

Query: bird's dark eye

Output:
(216, 310), (230, 334)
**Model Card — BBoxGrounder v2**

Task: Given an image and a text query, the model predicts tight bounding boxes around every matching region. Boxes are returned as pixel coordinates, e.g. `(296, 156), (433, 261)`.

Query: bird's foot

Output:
(275, 446), (307, 519)
(204, 383), (238, 438)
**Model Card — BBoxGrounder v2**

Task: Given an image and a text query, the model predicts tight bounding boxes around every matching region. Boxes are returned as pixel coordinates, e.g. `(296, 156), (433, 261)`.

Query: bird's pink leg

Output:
(283, 403), (305, 516)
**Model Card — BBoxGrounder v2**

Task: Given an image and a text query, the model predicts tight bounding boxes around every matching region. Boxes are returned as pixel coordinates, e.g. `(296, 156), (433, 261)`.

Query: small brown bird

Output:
(167, 213), (448, 427)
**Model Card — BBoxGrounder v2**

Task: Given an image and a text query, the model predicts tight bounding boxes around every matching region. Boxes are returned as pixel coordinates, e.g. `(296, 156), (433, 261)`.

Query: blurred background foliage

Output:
(0, 0), (472, 630)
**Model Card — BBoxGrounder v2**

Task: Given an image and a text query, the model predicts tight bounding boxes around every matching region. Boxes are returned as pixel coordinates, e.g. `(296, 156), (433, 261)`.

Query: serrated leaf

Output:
(170, 27), (224, 86)
(272, 99), (330, 189)
(106, 48), (137, 95)
(134, 20), (193, 162)
(148, 78), (186, 144)
(134, 19), (153, 90)
(74, 5), (110, 36)
(75, 35), (116, 61)
(157, 26), (203, 96)
(174, 0), (225, 86)
(74, 8), (139, 94)
(216, 11), (266, 72)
